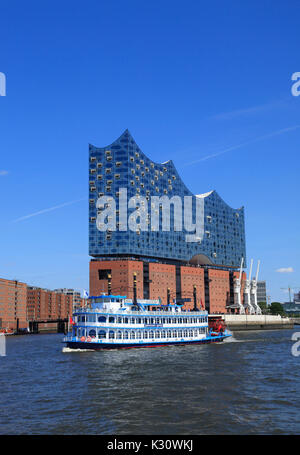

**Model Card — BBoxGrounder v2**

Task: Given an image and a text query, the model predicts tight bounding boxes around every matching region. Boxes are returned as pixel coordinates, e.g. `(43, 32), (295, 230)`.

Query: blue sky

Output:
(0, 0), (299, 302)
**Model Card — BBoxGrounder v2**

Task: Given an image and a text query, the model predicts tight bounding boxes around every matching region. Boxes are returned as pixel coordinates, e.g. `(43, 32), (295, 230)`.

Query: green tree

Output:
(270, 302), (284, 316)
(258, 301), (269, 313)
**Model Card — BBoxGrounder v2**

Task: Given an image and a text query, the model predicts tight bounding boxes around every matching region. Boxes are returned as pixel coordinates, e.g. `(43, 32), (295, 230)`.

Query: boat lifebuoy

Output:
(87, 336), (91, 342)
(80, 336), (85, 341)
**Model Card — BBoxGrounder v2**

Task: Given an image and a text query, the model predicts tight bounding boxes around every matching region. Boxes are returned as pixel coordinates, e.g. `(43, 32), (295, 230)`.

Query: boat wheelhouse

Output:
(63, 294), (231, 349)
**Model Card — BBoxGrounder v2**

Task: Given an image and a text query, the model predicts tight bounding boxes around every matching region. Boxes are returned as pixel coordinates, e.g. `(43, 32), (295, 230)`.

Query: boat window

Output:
(124, 331), (129, 339)
(109, 330), (115, 339)
(124, 317), (129, 324)
(150, 318), (154, 324)
(98, 330), (106, 339)
(194, 330), (198, 336)
(173, 330), (177, 338)
(156, 331), (160, 338)
(89, 329), (96, 338)
(137, 331), (142, 339)
(144, 331), (148, 338)
(184, 330), (188, 337)
(117, 331), (122, 339)
(155, 318), (160, 324)
(87, 314), (96, 322)
(98, 316), (106, 323)
(178, 330), (182, 337)
(117, 317), (122, 323)
(168, 318), (172, 324)
(149, 330), (154, 339)
(130, 331), (135, 339)
(130, 317), (135, 324)
(189, 330), (193, 337)
(167, 330), (172, 338)
(109, 316), (115, 323)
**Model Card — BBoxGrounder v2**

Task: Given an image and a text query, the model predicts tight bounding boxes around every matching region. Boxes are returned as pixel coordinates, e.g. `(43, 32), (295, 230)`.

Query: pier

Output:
(28, 318), (68, 334)
(223, 314), (294, 331)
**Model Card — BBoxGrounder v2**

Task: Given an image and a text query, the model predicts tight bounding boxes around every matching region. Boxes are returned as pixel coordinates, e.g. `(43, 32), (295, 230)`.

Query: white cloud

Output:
(12, 198), (86, 222)
(276, 267), (294, 273)
(211, 99), (284, 121)
(0, 170), (9, 176)
(184, 124), (300, 166)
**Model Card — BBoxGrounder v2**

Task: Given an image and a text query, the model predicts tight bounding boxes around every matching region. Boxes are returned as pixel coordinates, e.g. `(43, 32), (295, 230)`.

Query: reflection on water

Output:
(0, 329), (299, 435)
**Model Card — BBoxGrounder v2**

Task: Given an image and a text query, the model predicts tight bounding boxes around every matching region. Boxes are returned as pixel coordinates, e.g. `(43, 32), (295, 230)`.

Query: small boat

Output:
(63, 294), (231, 350)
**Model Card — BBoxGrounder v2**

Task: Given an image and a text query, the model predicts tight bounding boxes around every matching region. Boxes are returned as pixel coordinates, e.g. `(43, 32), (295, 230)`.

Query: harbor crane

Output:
(243, 258), (256, 314)
(250, 260), (262, 314)
(280, 286), (300, 303)
(233, 257), (245, 314)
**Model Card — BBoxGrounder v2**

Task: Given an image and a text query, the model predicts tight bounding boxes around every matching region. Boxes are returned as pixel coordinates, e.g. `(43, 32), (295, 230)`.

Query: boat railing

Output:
(76, 308), (207, 316)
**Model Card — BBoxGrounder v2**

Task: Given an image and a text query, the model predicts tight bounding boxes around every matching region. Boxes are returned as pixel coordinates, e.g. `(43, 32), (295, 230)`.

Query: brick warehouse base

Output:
(89, 259), (245, 314)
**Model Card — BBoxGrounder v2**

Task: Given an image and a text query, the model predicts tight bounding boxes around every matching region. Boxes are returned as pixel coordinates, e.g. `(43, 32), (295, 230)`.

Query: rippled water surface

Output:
(1, 329), (300, 434)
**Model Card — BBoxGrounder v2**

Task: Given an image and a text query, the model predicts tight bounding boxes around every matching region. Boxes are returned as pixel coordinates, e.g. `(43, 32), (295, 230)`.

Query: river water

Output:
(0, 329), (299, 435)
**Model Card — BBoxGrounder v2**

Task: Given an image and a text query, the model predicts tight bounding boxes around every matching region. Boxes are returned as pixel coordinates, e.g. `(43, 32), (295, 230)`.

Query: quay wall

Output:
(224, 314), (294, 331)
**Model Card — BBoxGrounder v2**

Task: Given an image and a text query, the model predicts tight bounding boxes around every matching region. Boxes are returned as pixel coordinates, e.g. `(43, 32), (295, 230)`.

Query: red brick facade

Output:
(89, 259), (247, 314)
(148, 263), (176, 304)
(180, 266), (205, 310)
(208, 269), (230, 314)
(0, 279), (27, 330)
(27, 287), (73, 322)
(0, 278), (76, 332)
(90, 260), (144, 300)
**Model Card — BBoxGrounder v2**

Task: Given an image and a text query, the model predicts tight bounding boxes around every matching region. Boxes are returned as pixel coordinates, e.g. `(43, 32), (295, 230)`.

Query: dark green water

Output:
(0, 329), (299, 434)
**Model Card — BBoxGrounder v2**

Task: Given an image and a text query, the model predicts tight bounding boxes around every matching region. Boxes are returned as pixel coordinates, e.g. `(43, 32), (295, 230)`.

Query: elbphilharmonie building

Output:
(89, 129), (246, 268)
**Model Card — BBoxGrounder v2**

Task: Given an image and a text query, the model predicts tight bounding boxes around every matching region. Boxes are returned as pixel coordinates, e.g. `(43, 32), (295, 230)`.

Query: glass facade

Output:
(89, 130), (246, 268)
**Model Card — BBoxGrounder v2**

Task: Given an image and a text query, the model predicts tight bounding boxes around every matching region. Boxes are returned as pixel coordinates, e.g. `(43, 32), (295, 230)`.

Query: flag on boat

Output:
(83, 289), (89, 298)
